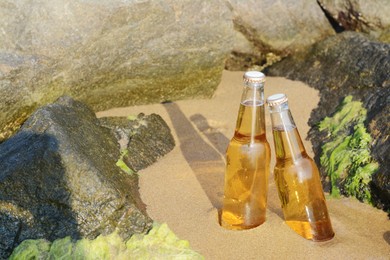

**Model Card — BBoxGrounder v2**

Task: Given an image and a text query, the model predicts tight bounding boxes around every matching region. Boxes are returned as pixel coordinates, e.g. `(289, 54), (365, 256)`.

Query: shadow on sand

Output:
(164, 102), (227, 210)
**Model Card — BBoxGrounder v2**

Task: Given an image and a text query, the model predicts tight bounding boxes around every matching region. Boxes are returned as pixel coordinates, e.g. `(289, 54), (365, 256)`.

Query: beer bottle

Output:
(220, 71), (271, 230)
(266, 93), (335, 241)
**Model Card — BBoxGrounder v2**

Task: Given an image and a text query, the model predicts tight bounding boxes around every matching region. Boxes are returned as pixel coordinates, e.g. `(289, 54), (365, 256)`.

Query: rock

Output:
(0, 0), (234, 142)
(266, 31), (389, 212)
(0, 96), (154, 259)
(318, 0), (390, 42)
(225, 0), (335, 70)
(99, 114), (175, 172)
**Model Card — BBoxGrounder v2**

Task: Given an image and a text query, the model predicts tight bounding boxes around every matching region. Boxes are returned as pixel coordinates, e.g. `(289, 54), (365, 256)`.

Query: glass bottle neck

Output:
(240, 82), (264, 104)
(269, 105), (306, 161)
(234, 83), (266, 142)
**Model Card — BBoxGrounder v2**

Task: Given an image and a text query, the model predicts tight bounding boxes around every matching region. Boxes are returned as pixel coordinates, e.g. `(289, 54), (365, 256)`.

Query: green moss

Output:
(49, 236), (74, 259)
(319, 96), (378, 203)
(10, 223), (203, 259)
(319, 96), (366, 135)
(124, 223), (203, 259)
(116, 149), (135, 175)
(9, 239), (51, 260)
(127, 115), (137, 121)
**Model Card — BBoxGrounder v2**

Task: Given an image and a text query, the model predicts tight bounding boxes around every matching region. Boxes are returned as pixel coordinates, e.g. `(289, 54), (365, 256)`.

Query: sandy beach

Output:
(97, 71), (390, 259)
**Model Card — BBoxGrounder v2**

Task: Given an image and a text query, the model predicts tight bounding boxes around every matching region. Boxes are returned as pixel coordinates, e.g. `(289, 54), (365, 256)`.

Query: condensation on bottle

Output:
(266, 93), (335, 241)
(220, 71), (271, 230)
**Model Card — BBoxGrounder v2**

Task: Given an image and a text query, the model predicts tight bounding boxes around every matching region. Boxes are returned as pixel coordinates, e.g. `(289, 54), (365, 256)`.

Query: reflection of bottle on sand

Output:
(267, 93), (334, 241)
(221, 71), (270, 230)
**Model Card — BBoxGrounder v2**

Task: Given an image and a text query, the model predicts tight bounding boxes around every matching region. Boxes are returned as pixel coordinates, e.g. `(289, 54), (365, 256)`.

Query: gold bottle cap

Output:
(243, 71), (265, 84)
(266, 93), (288, 107)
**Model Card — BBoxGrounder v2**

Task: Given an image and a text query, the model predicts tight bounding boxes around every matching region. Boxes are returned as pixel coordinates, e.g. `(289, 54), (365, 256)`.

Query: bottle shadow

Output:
(189, 114), (230, 157)
(163, 102), (226, 211)
(384, 231), (390, 245)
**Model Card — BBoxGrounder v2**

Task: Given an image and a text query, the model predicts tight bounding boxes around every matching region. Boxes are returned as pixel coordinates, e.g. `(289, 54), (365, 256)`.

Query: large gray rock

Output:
(266, 31), (390, 213)
(225, 0), (335, 70)
(0, 96), (155, 259)
(318, 0), (390, 42)
(0, 0), (234, 142)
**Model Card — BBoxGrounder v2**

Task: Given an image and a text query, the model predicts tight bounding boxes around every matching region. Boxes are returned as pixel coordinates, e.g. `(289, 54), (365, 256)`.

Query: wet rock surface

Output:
(266, 31), (389, 212)
(0, 96), (177, 258)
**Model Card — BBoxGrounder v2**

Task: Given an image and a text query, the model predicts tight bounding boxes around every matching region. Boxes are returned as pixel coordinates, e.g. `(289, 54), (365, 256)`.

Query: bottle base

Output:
(220, 210), (265, 230)
(285, 220), (335, 242)
(220, 221), (264, 231)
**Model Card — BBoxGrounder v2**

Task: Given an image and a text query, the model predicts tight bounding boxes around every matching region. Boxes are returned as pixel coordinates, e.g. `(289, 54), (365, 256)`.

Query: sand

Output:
(97, 71), (390, 259)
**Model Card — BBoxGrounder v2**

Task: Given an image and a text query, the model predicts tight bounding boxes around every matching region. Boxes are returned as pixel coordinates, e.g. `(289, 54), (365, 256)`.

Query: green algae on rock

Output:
(10, 223), (204, 260)
(116, 150), (136, 176)
(319, 96), (378, 203)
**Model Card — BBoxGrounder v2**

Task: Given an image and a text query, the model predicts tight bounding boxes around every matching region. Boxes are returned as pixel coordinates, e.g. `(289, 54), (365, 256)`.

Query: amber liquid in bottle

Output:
(273, 125), (334, 241)
(221, 100), (270, 230)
